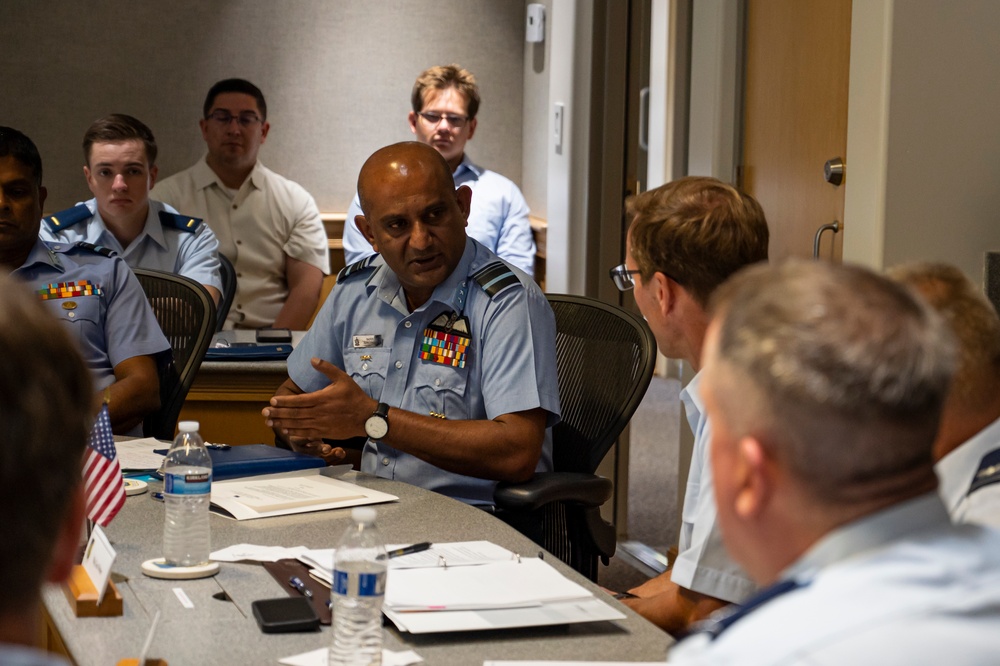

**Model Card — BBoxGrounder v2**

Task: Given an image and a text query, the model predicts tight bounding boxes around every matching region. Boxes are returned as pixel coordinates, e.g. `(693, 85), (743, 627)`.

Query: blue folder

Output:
(204, 344), (293, 361)
(153, 444), (326, 481)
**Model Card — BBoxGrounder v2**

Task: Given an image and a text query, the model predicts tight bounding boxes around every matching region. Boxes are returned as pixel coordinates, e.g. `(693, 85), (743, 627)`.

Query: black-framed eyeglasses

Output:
(418, 111), (470, 128)
(206, 110), (263, 127)
(609, 264), (642, 291)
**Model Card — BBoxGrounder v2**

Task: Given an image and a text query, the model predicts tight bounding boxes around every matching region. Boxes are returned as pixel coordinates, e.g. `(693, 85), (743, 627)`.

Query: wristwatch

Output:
(364, 402), (390, 440)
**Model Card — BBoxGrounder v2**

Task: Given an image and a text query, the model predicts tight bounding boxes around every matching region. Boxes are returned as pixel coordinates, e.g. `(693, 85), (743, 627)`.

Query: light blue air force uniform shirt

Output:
(342, 155), (537, 276)
(288, 239), (559, 506)
(13, 239), (171, 435)
(667, 493), (1000, 665)
(39, 198), (223, 292)
(672, 371), (756, 604)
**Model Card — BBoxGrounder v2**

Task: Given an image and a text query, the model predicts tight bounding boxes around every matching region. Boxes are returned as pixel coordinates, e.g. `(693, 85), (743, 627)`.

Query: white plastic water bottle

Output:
(162, 421), (212, 566)
(329, 507), (387, 666)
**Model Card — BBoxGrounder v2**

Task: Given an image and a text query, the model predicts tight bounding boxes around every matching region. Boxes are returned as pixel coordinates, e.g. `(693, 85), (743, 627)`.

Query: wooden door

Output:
(741, 0), (852, 261)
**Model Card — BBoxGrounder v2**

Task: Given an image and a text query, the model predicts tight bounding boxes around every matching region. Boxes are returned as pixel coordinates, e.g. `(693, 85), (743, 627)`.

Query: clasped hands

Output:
(262, 358), (377, 465)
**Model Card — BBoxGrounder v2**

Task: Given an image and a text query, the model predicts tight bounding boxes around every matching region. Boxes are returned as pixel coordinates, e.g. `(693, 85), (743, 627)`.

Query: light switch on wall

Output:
(526, 3), (546, 43)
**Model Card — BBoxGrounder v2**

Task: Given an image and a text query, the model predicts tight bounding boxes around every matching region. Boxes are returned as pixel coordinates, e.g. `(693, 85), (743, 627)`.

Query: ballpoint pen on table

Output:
(386, 541), (433, 559)
(289, 575), (313, 598)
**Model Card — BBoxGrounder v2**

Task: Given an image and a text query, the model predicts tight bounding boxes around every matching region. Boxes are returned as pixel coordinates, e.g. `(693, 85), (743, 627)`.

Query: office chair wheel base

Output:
(141, 558), (220, 580)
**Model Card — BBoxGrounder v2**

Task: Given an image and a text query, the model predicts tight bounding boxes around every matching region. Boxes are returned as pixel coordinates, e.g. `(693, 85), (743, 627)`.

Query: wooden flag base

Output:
(62, 564), (123, 617)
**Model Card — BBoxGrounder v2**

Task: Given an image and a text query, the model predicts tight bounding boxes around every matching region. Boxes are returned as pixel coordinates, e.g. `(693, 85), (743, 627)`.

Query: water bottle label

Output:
(333, 569), (386, 597)
(164, 471), (211, 495)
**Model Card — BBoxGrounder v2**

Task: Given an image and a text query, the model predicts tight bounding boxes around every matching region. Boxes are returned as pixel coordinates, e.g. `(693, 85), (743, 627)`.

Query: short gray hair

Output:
(709, 259), (956, 503)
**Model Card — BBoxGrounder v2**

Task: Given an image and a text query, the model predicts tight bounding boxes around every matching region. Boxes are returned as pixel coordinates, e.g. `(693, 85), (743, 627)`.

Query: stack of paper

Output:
(374, 545), (624, 633)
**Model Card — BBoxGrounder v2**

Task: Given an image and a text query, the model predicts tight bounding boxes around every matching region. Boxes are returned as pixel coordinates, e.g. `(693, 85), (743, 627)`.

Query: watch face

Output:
(365, 414), (389, 440)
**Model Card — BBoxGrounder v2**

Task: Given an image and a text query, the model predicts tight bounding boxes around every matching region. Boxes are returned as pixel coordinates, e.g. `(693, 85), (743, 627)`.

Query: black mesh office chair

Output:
(133, 269), (217, 440)
(495, 294), (657, 581)
(216, 253), (237, 331)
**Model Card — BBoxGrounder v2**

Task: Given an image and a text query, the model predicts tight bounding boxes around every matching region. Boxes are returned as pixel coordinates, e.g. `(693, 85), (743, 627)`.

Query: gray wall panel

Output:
(1, 0), (525, 213)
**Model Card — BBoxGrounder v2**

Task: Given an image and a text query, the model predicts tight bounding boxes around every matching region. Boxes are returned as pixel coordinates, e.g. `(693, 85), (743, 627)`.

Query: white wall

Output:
(844, 0), (1000, 285)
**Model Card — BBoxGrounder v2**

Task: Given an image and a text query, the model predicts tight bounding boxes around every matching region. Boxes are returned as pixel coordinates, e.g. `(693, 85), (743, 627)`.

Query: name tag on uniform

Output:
(353, 334), (383, 348)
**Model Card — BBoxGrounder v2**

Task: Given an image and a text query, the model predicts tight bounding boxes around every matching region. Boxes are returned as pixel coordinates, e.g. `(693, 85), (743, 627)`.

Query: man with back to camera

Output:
(263, 141), (560, 507)
(342, 64), (537, 276)
(0, 126), (169, 435)
(0, 278), (96, 666)
(40, 113), (223, 303)
(889, 262), (1000, 527)
(666, 259), (1000, 664)
(152, 78), (330, 329)
(609, 176), (768, 634)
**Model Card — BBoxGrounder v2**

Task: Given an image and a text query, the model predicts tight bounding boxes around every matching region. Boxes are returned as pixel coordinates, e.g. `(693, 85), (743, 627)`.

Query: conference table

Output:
(42, 470), (672, 665)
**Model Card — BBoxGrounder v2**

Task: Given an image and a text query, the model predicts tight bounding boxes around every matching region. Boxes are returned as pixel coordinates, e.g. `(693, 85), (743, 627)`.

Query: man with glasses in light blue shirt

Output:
(342, 65), (536, 277)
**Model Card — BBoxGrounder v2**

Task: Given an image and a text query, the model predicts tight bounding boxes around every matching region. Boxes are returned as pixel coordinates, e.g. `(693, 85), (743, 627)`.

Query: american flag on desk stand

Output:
(83, 403), (125, 527)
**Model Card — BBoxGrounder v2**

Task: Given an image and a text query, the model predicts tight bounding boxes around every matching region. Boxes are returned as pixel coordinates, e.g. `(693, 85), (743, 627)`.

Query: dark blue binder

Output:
(153, 444), (326, 481)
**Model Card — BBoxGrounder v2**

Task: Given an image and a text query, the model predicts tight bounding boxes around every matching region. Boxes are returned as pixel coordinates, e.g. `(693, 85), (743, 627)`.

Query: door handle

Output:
(824, 157), (845, 186)
(813, 221), (841, 258)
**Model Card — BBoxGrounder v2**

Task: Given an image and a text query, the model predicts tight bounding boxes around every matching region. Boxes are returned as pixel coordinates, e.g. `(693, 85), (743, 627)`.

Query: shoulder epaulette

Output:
(337, 255), (379, 283)
(471, 261), (521, 298)
(969, 448), (1000, 495)
(72, 241), (117, 258)
(43, 204), (92, 233)
(158, 210), (203, 233)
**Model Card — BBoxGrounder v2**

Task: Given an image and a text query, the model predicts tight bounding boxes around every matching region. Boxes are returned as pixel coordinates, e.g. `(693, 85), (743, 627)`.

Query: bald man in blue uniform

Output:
(0, 126), (169, 436)
(265, 142), (559, 506)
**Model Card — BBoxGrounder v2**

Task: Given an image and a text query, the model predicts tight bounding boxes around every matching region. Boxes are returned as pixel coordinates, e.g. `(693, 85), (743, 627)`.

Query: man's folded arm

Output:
(105, 355), (161, 435)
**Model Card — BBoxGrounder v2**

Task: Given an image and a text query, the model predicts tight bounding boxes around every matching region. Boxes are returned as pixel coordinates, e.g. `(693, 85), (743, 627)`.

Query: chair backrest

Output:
(546, 294), (657, 474)
(133, 269), (217, 440)
(216, 253), (237, 331)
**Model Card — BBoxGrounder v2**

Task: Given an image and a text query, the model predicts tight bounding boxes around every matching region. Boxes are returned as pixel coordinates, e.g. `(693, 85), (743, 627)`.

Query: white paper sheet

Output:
(210, 468), (397, 520)
(209, 543), (312, 563)
(279, 647), (422, 666)
(386, 597), (626, 634)
(116, 437), (167, 471)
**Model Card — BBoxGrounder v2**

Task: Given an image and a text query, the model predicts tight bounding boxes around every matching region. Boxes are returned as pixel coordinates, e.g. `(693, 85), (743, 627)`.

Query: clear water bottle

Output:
(162, 421), (212, 566)
(329, 507), (387, 666)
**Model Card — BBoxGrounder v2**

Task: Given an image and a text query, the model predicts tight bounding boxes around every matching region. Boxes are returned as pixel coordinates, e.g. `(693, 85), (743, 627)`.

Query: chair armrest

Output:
(494, 472), (613, 512)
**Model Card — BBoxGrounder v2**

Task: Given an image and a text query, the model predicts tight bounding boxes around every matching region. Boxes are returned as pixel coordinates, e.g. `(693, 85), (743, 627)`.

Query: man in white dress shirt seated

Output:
(40, 114), (222, 303)
(667, 259), (1000, 665)
(888, 262), (1000, 527)
(342, 64), (536, 276)
(152, 78), (330, 329)
(0, 281), (93, 666)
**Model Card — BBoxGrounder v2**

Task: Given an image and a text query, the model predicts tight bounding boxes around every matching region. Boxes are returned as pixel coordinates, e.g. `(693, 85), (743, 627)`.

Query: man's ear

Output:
(355, 215), (378, 252)
(259, 121), (270, 144)
(408, 111), (419, 136)
(734, 436), (771, 519)
(148, 164), (159, 191)
(455, 185), (472, 226)
(46, 484), (86, 584)
(466, 116), (478, 141)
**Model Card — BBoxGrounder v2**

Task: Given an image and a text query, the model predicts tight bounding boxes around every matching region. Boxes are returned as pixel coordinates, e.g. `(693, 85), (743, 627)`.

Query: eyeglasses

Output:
(609, 264), (642, 291)
(206, 110), (263, 127)
(610, 263), (684, 291)
(418, 111), (470, 128)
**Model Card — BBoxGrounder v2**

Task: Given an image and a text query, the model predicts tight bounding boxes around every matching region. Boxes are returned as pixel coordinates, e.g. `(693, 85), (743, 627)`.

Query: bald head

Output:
(357, 141), (455, 218)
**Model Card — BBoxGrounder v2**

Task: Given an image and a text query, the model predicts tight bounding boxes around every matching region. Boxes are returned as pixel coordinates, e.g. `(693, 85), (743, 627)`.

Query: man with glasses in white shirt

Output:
(153, 78), (330, 329)
(342, 65), (536, 276)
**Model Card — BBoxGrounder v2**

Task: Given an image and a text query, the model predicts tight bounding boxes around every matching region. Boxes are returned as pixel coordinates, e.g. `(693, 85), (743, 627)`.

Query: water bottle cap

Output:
(178, 421), (200, 433)
(351, 507), (377, 524)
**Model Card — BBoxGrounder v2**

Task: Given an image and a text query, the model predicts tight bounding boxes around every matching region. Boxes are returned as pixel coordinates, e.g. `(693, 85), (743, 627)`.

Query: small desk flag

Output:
(83, 404), (125, 527)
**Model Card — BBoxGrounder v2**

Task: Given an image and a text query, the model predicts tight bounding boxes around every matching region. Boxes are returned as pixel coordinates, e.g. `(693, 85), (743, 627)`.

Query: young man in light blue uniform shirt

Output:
(265, 142), (559, 507)
(342, 64), (536, 276)
(667, 260), (1000, 665)
(1, 127), (169, 436)
(40, 114), (222, 302)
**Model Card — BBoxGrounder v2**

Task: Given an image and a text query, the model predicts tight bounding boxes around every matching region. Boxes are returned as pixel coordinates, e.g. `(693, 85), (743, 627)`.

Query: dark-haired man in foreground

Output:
(0, 280), (94, 665)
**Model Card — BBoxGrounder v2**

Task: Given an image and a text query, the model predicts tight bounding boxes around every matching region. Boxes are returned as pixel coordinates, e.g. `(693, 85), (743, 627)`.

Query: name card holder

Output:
(62, 564), (123, 617)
